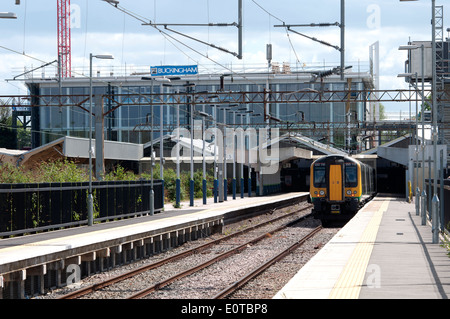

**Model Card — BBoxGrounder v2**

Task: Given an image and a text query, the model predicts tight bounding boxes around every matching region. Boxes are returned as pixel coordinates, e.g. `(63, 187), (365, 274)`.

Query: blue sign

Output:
(150, 65), (198, 77)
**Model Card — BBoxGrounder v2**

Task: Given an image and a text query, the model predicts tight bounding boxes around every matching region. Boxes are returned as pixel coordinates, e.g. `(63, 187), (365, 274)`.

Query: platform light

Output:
(0, 12), (17, 19)
(398, 45), (419, 50)
(88, 53), (115, 226)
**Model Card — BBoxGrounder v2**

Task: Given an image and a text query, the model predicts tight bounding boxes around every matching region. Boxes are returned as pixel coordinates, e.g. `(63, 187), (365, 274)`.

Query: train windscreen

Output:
(345, 164), (358, 187)
(313, 164), (326, 188)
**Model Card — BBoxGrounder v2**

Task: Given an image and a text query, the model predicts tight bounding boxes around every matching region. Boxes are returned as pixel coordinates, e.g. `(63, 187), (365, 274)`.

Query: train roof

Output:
(312, 154), (360, 165)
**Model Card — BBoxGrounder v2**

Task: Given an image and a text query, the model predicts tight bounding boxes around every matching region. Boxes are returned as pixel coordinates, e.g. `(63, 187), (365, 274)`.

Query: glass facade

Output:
(28, 73), (370, 148)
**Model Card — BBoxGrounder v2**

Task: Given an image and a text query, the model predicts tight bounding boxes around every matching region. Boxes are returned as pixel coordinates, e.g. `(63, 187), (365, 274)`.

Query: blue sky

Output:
(0, 0), (447, 113)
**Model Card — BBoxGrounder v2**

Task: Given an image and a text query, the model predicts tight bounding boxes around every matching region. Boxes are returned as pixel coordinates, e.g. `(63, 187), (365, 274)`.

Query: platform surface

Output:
(274, 196), (450, 299)
(0, 192), (307, 275)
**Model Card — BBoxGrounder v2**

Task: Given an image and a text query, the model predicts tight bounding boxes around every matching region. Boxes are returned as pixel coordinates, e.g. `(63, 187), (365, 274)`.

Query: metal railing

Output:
(0, 180), (164, 238)
(424, 179), (449, 232)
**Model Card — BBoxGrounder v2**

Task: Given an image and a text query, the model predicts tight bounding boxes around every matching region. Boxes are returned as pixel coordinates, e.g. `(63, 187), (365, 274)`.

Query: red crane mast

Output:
(57, 0), (71, 78)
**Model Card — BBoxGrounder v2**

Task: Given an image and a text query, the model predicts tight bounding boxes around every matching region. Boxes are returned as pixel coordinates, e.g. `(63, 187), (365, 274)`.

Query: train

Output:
(309, 154), (376, 224)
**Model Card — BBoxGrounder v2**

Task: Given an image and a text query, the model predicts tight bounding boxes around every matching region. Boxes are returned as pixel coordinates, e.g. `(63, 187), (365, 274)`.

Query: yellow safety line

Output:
(329, 199), (390, 299)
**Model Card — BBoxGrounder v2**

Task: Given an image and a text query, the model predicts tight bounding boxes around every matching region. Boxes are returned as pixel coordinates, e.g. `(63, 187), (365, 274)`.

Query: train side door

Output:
(329, 164), (343, 201)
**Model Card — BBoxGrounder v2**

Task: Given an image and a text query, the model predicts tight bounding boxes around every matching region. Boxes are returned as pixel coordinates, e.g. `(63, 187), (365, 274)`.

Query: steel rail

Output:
(127, 212), (313, 299)
(213, 225), (323, 299)
(59, 203), (312, 299)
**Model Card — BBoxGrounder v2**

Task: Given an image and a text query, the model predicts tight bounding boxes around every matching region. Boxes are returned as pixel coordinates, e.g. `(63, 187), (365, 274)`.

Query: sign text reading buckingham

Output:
(150, 65), (198, 77)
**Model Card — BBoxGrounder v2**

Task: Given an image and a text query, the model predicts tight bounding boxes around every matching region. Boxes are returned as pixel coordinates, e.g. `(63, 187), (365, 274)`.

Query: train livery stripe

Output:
(328, 199), (390, 299)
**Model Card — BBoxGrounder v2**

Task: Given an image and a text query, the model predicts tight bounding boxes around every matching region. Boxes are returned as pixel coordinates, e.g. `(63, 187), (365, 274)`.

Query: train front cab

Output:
(310, 156), (364, 223)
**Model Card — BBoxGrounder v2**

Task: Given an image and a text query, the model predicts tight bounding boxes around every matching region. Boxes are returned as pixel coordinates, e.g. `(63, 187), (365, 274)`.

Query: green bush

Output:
(0, 162), (33, 183)
(37, 159), (89, 183)
(104, 164), (136, 181)
(0, 160), (216, 206)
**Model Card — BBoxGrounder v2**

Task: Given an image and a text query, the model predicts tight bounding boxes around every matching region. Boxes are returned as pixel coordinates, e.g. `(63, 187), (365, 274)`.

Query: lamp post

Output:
(430, 0), (440, 244)
(399, 43), (427, 223)
(400, 0), (439, 242)
(0, 12), (17, 19)
(88, 53), (114, 226)
(397, 70), (420, 210)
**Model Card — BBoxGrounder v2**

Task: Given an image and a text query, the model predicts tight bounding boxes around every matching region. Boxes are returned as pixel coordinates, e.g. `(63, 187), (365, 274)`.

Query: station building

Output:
(21, 65), (379, 196)
(25, 66), (374, 149)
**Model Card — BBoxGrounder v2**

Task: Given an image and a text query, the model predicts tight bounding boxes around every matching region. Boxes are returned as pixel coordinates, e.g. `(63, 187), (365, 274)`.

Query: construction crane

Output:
(57, 0), (71, 77)
(11, 0), (71, 77)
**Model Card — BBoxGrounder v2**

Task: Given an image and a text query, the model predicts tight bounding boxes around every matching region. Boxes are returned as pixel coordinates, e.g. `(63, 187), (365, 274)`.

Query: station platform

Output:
(0, 192), (307, 298)
(274, 195), (450, 299)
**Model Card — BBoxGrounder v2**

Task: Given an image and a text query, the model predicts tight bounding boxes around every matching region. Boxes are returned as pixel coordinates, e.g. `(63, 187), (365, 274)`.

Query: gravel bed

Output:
(229, 223), (339, 299)
(145, 217), (338, 299)
(35, 201), (333, 299)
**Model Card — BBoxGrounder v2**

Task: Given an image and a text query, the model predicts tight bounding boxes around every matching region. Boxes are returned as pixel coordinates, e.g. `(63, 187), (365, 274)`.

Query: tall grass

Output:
(0, 160), (215, 204)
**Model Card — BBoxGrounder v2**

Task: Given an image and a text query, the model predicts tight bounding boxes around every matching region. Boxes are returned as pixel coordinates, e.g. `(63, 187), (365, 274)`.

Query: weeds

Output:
(0, 159), (216, 204)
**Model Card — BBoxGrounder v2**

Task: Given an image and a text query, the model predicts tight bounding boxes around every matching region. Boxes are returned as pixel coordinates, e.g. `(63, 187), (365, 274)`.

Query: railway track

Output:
(59, 203), (315, 299)
(212, 225), (322, 299)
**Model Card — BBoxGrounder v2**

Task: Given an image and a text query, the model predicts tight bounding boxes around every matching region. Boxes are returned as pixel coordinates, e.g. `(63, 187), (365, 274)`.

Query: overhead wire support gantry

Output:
(0, 88), (446, 109)
(103, 0), (243, 60)
(274, 0), (346, 80)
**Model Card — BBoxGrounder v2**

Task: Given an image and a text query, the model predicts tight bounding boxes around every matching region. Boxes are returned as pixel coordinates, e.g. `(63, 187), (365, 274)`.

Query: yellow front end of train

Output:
(310, 155), (374, 223)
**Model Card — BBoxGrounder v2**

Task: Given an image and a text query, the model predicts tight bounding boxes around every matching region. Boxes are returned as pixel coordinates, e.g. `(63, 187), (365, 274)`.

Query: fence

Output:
(0, 180), (164, 237)
(424, 179), (450, 232)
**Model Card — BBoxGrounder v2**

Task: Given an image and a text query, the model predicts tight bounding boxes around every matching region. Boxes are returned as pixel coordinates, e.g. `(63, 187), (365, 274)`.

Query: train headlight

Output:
(346, 190), (352, 195)
(319, 190), (325, 196)
(354, 190), (357, 194)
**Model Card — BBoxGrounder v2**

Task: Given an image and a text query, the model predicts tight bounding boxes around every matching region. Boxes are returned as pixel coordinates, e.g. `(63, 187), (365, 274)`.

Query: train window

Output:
(345, 165), (358, 187)
(313, 166), (326, 188)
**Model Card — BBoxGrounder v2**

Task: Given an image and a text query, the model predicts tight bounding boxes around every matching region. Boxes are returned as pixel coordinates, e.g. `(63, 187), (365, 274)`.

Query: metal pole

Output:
(238, 0), (243, 60)
(176, 88), (181, 208)
(150, 84), (155, 216)
(190, 89), (194, 207)
(160, 83), (165, 210)
(202, 103), (207, 205)
(247, 113), (251, 198)
(431, 0), (440, 244)
(421, 188), (427, 226)
(440, 149), (444, 232)
(421, 44), (426, 224)
(88, 53), (94, 226)
(428, 156), (432, 215)
(239, 113), (244, 199)
(223, 108), (227, 201)
(340, 0), (345, 80)
(415, 72), (420, 216)
(160, 84), (164, 181)
(232, 111), (236, 199)
(214, 105), (218, 203)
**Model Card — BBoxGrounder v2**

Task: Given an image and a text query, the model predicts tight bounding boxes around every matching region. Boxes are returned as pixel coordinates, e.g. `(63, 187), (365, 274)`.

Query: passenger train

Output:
(309, 155), (376, 224)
